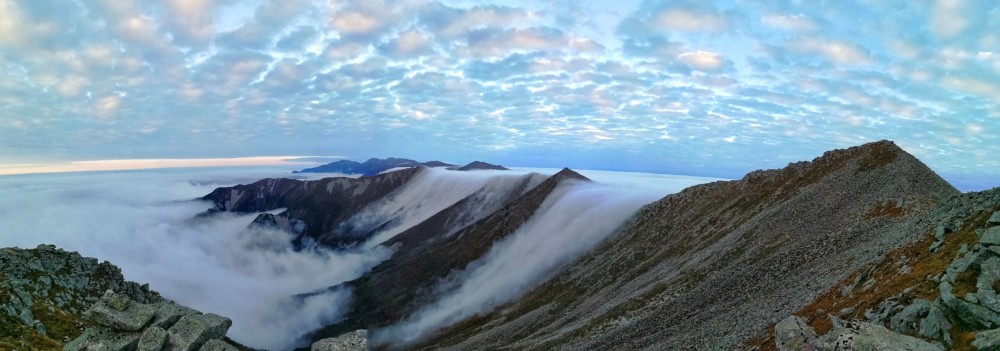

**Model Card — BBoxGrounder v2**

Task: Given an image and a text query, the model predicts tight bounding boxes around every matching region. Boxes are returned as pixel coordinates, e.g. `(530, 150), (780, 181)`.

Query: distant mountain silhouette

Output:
(293, 157), (453, 176)
(447, 161), (509, 171)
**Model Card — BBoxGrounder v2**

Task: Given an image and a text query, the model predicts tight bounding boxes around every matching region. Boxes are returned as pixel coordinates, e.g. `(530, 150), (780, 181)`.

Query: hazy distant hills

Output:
(292, 157), (454, 176)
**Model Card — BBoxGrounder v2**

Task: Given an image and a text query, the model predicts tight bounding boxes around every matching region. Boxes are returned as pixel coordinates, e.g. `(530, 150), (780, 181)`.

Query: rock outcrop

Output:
(755, 187), (1000, 350)
(1, 245), (161, 349)
(64, 290), (238, 351)
(775, 315), (943, 351)
(311, 330), (367, 351)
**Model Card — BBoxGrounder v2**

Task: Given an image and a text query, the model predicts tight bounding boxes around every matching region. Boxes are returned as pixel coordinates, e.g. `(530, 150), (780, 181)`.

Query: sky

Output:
(0, 0), (998, 189)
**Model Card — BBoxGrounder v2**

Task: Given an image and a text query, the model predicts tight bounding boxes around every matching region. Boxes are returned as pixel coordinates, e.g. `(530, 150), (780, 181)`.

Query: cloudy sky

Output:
(1, 0), (998, 188)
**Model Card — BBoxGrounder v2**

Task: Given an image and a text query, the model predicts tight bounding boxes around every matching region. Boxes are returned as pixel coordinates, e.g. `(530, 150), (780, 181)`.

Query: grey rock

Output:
(64, 327), (142, 351)
(979, 257), (1000, 313)
(138, 326), (168, 351)
(151, 302), (198, 329)
(984, 227), (1000, 246)
(198, 339), (238, 351)
(989, 211), (1000, 226)
(943, 296), (1000, 329)
(165, 313), (232, 351)
(973, 327), (1000, 350)
(312, 330), (368, 351)
(936, 225), (949, 240)
(890, 299), (931, 334)
(921, 302), (953, 345)
(84, 290), (157, 331)
(824, 318), (943, 351)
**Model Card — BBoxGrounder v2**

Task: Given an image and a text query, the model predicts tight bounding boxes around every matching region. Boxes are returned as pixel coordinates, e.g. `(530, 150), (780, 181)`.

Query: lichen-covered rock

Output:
(198, 339), (238, 351)
(775, 316), (822, 351)
(84, 290), (157, 331)
(165, 313), (232, 351)
(312, 330), (368, 351)
(138, 326), (168, 351)
(973, 327), (1000, 350)
(1, 245), (162, 347)
(151, 302), (198, 330)
(63, 327), (142, 351)
(826, 318), (943, 351)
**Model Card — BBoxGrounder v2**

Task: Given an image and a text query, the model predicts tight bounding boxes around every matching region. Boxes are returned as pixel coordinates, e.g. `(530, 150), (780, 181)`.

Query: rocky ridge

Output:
(292, 158), (453, 176)
(766, 188), (1000, 350)
(409, 140), (960, 350)
(200, 167), (421, 247)
(0, 245), (161, 350)
(311, 168), (591, 341)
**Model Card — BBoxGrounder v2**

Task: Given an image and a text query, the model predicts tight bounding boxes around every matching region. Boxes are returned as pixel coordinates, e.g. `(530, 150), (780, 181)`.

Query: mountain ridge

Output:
(406, 140), (960, 350)
(292, 157), (454, 176)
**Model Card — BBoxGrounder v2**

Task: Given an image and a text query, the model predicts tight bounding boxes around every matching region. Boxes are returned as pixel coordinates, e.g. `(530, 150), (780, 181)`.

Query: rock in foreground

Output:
(64, 290), (237, 351)
(312, 330), (367, 351)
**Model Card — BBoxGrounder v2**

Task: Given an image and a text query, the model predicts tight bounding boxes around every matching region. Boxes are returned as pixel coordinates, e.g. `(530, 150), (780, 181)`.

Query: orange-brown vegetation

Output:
(746, 210), (993, 351)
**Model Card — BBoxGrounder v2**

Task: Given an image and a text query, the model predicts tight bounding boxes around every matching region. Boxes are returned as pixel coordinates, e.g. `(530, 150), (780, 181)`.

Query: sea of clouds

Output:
(0, 165), (719, 349)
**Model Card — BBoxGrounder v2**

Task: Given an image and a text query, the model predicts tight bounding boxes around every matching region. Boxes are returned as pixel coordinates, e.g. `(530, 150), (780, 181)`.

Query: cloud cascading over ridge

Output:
(0, 0), (997, 189)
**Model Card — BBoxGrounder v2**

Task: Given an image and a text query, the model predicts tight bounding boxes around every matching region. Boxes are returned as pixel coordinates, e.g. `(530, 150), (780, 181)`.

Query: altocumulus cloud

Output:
(0, 0), (998, 189)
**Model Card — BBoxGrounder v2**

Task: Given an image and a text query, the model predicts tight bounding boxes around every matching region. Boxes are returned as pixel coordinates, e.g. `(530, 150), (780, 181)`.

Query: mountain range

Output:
(291, 157), (453, 176)
(4, 140), (999, 350)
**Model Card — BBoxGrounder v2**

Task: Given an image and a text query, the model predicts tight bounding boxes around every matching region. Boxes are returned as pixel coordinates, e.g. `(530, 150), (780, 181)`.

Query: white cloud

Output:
(930, 0), (968, 38)
(655, 9), (727, 32)
(678, 50), (725, 71)
(761, 13), (816, 32)
(790, 38), (870, 65)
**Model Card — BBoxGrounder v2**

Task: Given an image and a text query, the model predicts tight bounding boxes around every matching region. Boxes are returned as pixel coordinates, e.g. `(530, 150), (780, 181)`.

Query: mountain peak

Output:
(552, 167), (590, 182)
(449, 161), (509, 171)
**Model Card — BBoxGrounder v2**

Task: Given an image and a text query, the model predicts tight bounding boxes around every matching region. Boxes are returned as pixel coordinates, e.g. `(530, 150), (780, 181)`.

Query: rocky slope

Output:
(292, 158), (453, 176)
(407, 140), (960, 350)
(310, 168), (590, 341)
(0, 245), (161, 350)
(200, 167), (421, 247)
(759, 188), (1000, 350)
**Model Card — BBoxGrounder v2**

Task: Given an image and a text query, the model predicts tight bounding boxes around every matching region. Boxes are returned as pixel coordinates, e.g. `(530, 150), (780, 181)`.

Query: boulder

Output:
(198, 339), (238, 351)
(775, 316), (822, 351)
(988, 211), (1000, 226)
(151, 302), (199, 329)
(890, 299), (931, 334)
(138, 326), (168, 351)
(165, 313), (232, 351)
(64, 327), (142, 351)
(973, 327), (1000, 350)
(312, 330), (368, 351)
(83, 290), (157, 331)
(986, 227), (1000, 246)
(825, 318), (943, 351)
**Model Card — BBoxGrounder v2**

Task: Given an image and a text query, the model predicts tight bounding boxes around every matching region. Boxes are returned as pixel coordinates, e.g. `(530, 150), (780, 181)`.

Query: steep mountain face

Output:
(447, 161), (509, 171)
(200, 167), (421, 247)
(410, 140), (959, 350)
(311, 168), (590, 341)
(293, 158), (454, 176)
